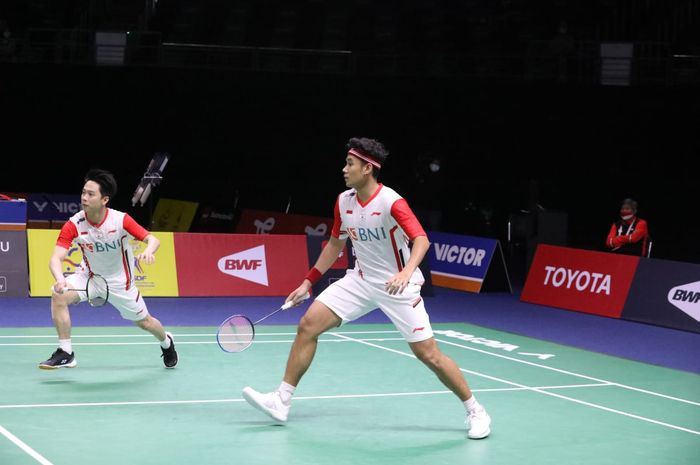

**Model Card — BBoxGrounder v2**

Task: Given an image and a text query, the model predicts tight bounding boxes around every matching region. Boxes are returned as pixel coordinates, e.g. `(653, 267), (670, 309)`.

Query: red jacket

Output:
(606, 217), (649, 256)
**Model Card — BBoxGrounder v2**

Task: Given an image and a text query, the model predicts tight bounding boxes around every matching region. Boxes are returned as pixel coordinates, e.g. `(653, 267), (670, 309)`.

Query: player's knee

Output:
(297, 314), (323, 339)
(414, 346), (442, 369)
(51, 291), (71, 307)
(134, 316), (150, 329)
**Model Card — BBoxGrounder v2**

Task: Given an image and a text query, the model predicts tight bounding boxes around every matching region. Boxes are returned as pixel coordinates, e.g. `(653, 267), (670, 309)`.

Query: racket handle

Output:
(281, 291), (311, 310)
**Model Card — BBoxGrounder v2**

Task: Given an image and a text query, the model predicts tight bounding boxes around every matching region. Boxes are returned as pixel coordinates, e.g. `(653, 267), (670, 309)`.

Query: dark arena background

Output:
(0, 2), (699, 465)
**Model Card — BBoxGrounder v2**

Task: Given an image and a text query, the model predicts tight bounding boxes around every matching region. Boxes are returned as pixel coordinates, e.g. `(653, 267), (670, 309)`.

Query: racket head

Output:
(217, 314), (255, 353)
(86, 274), (109, 307)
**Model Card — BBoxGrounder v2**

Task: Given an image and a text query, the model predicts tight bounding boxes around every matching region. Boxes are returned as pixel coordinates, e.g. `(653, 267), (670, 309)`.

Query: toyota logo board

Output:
(521, 244), (639, 318)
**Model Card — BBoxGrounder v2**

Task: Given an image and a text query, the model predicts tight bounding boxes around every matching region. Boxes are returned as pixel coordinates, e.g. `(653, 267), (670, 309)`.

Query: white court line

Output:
(0, 330), (399, 339)
(0, 424), (54, 465)
(0, 384), (609, 410)
(433, 338), (700, 408)
(330, 332), (700, 437)
(4, 329), (698, 407)
(0, 338), (406, 347)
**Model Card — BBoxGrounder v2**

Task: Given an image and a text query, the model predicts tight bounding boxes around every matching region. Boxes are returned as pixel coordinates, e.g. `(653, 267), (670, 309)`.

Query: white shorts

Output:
(316, 270), (433, 343)
(66, 272), (149, 322)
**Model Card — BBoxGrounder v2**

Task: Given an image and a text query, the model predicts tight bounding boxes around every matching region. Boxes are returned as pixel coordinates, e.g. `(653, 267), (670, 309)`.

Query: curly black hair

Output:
(346, 137), (389, 180)
(84, 169), (117, 201)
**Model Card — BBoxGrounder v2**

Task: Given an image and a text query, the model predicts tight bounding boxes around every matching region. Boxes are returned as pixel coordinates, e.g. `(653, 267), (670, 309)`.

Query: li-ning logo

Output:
(543, 266), (611, 295)
(217, 245), (269, 286)
(668, 280), (700, 322)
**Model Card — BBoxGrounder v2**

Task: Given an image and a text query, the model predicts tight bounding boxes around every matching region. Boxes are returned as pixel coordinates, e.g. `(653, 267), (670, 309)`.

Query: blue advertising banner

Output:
(622, 258), (700, 333)
(0, 200), (27, 230)
(427, 231), (500, 293)
(27, 193), (81, 222)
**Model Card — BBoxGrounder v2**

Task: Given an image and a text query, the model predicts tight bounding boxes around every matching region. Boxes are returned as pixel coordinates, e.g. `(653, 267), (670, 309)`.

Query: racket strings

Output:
(217, 315), (255, 352)
(86, 275), (109, 306)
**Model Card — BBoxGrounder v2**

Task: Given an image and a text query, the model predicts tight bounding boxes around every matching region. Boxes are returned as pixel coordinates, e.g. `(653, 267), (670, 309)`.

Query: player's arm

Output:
(286, 197), (345, 305)
(51, 221), (77, 293)
(386, 234), (429, 295)
(311, 236), (346, 275)
(285, 237), (344, 304)
(286, 236), (345, 306)
(606, 223), (618, 249)
(49, 246), (69, 293)
(625, 219), (648, 244)
(124, 214), (159, 264)
(386, 198), (429, 295)
(137, 234), (160, 265)
(400, 235), (429, 277)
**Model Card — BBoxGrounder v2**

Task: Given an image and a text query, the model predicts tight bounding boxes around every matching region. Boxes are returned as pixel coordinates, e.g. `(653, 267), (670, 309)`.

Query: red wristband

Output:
(305, 267), (322, 285)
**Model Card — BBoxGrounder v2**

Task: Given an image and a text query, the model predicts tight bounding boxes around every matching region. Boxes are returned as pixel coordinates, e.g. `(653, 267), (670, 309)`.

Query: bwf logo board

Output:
(622, 258), (700, 333)
(175, 233), (309, 296)
(217, 245), (269, 286)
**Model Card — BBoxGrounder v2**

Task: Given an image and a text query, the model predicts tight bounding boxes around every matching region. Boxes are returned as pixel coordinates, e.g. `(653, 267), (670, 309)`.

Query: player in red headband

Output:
(243, 137), (491, 439)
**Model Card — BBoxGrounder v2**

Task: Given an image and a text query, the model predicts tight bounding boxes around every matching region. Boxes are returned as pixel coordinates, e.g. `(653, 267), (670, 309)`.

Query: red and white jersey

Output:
(56, 208), (149, 289)
(331, 184), (426, 285)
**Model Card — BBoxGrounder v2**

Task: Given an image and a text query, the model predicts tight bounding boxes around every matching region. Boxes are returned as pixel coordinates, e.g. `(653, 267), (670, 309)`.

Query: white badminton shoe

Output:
(242, 387), (290, 422)
(466, 406), (492, 439)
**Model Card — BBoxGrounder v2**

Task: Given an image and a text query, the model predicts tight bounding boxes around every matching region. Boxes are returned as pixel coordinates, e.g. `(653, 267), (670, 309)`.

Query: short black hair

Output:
(346, 137), (389, 180)
(84, 169), (117, 201)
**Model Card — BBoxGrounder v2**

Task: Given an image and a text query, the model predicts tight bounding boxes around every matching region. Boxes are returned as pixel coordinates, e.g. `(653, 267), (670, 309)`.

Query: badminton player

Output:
(39, 169), (178, 369)
(243, 138), (491, 439)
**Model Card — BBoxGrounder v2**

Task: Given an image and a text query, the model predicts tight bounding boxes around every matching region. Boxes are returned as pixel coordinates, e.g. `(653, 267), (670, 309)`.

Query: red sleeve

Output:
(330, 196), (342, 239)
(56, 221), (78, 249)
(606, 223), (618, 248)
(611, 236), (626, 248)
(123, 214), (149, 241)
(627, 219), (648, 244)
(390, 199), (426, 240)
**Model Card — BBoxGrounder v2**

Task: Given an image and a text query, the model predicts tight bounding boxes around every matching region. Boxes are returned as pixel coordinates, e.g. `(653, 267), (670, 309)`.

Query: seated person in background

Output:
(606, 198), (649, 256)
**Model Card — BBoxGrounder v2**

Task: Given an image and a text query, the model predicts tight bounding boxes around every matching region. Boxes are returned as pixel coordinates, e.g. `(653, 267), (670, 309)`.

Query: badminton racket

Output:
(54, 273), (110, 307)
(217, 291), (310, 353)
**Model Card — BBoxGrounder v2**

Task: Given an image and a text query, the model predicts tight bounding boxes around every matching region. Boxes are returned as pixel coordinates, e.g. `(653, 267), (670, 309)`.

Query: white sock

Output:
(159, 333), (172, 349)
(464, 396), (480, 413)
(278, 381), (296, 404)
(58, 339), (72, 354)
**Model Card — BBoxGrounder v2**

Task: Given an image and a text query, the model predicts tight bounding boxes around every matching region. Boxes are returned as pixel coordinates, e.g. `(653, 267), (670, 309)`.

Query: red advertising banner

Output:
(174, 233), (309, 296)
(235, 209), (333, 236)
(521, 244), (640, 318)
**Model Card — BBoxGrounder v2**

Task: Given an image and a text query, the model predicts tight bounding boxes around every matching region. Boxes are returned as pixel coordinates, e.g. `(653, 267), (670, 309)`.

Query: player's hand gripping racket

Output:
(217, 291), (310, 353)
(55, 274), (110, 307)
